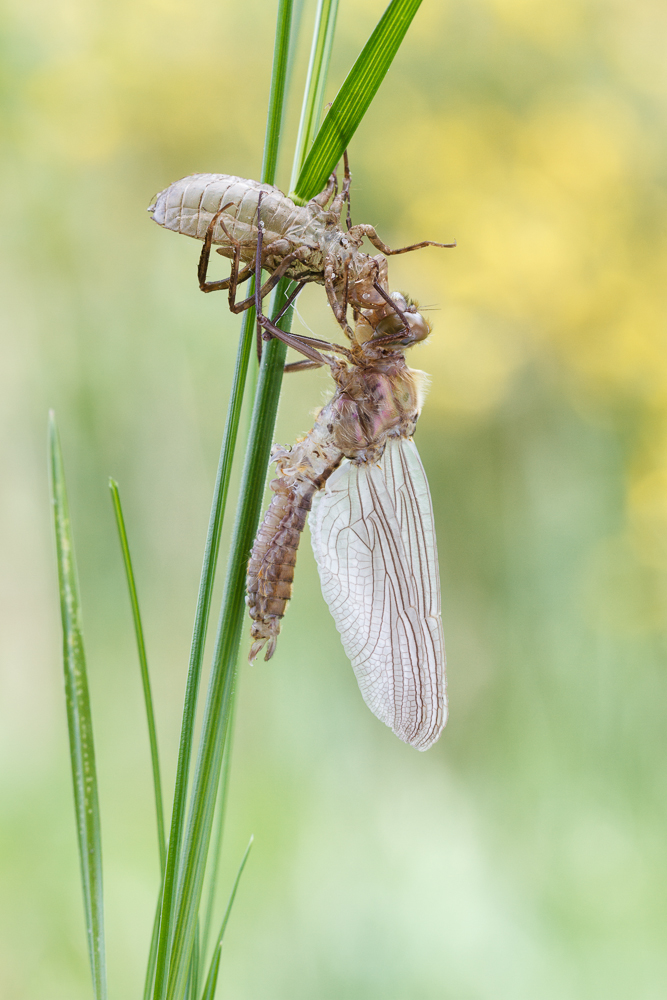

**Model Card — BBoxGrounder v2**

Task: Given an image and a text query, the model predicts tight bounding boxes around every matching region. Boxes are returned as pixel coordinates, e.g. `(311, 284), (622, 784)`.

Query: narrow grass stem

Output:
(162, 1), (345, 988)
(163, 293), (292, 1000)
(200, 836), (254, 1000)
(51, 2), (433, 996)
(289, 0), (340, 194)
(292, 0), (424, 201)
(49, 413), (107, 1000)
(109, 478), (166, 874)
(154, 4), (297, 997)
(143, 890), (164, 1000)
(261, 0), (298, 187)
(187, 933), (199, 1000)
(153, 0), (422, 991)
(199, 700), (236, 974)
(169, 2), (342, 986)
(150, 305), (256, 1000)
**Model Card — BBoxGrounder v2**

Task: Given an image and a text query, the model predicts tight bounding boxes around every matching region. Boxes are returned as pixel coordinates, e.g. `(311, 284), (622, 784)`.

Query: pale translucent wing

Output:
(310, 437), (446, 750)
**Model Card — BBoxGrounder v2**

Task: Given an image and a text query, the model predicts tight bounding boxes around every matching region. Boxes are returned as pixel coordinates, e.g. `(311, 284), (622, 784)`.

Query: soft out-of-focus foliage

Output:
(1, 1), (666, 998)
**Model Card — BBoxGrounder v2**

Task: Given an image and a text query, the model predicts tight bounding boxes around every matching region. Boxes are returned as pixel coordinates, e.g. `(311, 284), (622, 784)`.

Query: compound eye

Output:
(369, 296), (431, 346)
(373, 311), (405, 340)
(406, 311), (430, 343)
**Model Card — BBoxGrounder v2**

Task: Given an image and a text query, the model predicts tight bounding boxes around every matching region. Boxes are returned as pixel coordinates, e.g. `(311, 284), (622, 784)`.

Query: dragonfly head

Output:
(356, 292), (431, 352)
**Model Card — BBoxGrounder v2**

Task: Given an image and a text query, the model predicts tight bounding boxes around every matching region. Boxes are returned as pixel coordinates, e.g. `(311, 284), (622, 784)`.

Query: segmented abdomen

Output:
(148, 173), (317, 251)
(247, 435), (342, 662)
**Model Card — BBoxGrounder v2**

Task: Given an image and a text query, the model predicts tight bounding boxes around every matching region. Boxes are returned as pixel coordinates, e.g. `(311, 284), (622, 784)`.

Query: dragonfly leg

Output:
(224, 244), (252, 314)
(349, 224), (457, 256)
(200, 199), (311, 314)
(343, 149), (352, 231)
(273, 280), (306, 323)
(324, 258), (355, 339)
(258, 315), (339, 369)
(310, 171), (337, 208)
(279, 330), (352, 359)
(198, 203), (251, 292)
(283, 359), (325, 373)
(229, 249), (311, 314)
(253, 194), (342, 371)
(372, 280), (410, 335)
(256, 322), (263, 364)
(342, 258), (353, 337)
(256, 298), (344, 368)
(329, 150), (353, 229)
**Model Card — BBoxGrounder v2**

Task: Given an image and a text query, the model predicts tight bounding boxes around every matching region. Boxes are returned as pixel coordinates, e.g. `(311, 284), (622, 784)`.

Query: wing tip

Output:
(393, 699), (448, 751)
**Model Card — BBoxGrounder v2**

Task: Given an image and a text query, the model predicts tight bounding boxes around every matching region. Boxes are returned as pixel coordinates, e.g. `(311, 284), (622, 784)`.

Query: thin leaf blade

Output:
(150, 0), (294, 977)
(109, 478), (166, 874)
(48, 412), (107, 1000)
(163, 318), (291, 1000)
(159, 4), (298, 997)
(200, 837), (254, 1000)
(150, 304), (257, 1000)
(199, 703), (236, 976)
(289, 0), (340, 191)
(292, 0), (423, 202)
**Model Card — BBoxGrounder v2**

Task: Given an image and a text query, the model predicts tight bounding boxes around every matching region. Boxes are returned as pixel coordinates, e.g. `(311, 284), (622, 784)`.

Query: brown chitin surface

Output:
(150, 174), (390, 322)
(247, 357), (424, 662)
(148, 173), (451, 337)
(247, 425), (343, 662)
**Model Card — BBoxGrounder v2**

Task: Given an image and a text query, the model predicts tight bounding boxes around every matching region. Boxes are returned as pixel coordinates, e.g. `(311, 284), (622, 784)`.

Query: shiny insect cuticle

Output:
(149, 159), (450, 750)
(148, 158), (454, 343)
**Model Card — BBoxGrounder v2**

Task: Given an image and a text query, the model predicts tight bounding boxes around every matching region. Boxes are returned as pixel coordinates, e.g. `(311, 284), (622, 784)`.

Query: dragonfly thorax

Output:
(324, 365), (420, 461)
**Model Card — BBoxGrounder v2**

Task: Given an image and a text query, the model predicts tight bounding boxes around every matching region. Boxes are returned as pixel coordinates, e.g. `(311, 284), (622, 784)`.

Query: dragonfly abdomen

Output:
(247, 441), (342, 663)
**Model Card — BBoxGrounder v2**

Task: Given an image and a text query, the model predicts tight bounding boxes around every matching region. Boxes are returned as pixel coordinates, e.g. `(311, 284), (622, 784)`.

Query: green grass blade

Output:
(152, 32), (292, 976)
(109, 478), (166, 874)
(289, 0), (340, 192)
(48, 412), (107, 1000)
(143, 891), (163, 1000)
(261, 0), (298, 186)
(291, 0), (423, 201)
(151, 300), (256, 1000)
(157, 0), (416, 987)
(187, 931), (200, 1000)
(157, 2), (297, 995)
(163, 304), (291, 1000)
(199, 837), (254, 1000)
(199, 701), (236, 976)
(189, 0), (323, 975)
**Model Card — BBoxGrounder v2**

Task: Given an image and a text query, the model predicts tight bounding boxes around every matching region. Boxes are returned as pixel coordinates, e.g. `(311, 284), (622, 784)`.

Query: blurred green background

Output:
(2, 0), (667, 997)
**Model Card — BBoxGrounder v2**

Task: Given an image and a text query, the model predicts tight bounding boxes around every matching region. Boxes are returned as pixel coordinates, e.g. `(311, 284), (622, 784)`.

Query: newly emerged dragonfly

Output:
(148, 158), (454, 340)
(246, 223), (446, 750)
